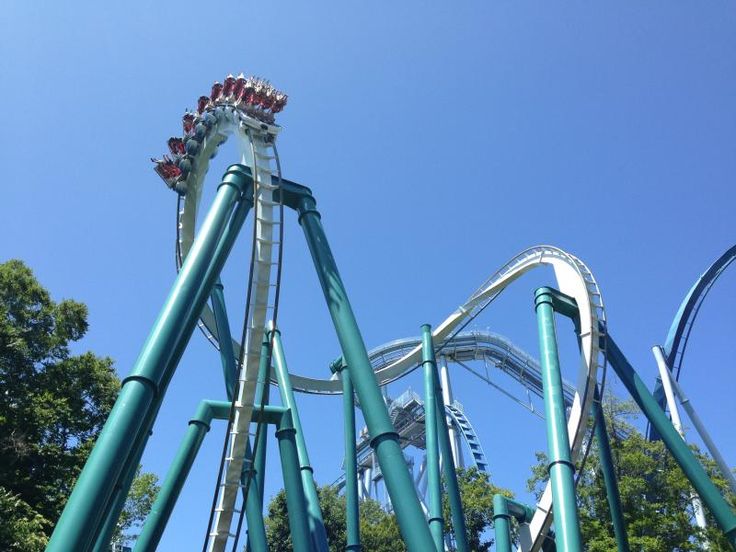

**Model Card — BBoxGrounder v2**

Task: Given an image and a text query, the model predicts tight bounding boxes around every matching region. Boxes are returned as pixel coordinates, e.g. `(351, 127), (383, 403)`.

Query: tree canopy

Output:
(264, 466), (512, 551)
(527, 396), (736, 551)
(0, 259), (158, 550)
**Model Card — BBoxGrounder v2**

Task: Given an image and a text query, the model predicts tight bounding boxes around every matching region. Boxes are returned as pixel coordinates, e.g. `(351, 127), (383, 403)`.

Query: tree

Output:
(264, 484), (405, 552)
(527, 396), (736, 551)
(0, 260), (159, 549)
(442, 467), (513, 552)
(263, 467), (512, 551)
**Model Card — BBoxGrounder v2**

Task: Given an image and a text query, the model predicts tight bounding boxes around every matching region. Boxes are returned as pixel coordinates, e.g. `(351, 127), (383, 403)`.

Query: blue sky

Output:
(2, 2), (735, 549)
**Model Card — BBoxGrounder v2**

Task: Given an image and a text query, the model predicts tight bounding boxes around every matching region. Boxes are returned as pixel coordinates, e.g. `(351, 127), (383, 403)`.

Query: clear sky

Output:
(2, 2), (735, 549)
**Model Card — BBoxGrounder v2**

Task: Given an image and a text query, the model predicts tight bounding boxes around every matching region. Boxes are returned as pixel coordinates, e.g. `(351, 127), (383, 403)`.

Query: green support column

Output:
(271, 327), (330, 552)
(534, 287), (583, 552)
(110, 189), (256, 552)
(593, 389), (630, 552)
(296, 195), (435, 552)
(607, 336), (736, 548)
(493, 495), (513, 552)
(494, 495), (536, 552)
(423, 325), (469, 552)
(275, 409), (313, 552)
(48, 165), (253, 552)
(421, 325), (444, 551)
(253, 332), (272, 509)
(134, 400), (230, 551)
(331, 359), (361, 551)
(245, 333), (274, 552)
(211, 279), (237, 399)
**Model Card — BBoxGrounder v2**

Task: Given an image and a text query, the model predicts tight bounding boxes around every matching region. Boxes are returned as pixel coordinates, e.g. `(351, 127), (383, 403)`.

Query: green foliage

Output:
(527, 395), (736, 551)
(112, 467), (160, 546)
(0, 260), (159, 547)
(442, 467), (513, 552)
(265, 484), (405, 552)
(264, 467), (512, 551)
(0, 487), (49, 551)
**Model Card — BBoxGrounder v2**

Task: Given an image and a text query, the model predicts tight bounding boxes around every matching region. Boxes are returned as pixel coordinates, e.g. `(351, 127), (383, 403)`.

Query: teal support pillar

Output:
(211, 279), (237, 399)
(421, 325), (444, 551)
(331, 359), (361, 552)
(48, 165), (253, 552)
(423, 325), (469, 552)
(494, 495), (535, 552)
(244, 333), (274, 552)
(271, 327), (329, 552)
(607, 336), (736, 548)
(134, 400), (230, 551)
(296, 195), (435, 552)
(493, 495), (513, 552)
(534, 287), (583, 552)
(540, 287), (627, 552)
(91, 436), (149, 552)
(275, 409), (313, 552)
(253, 332), (272, 510)
(593, 390), (629, 552)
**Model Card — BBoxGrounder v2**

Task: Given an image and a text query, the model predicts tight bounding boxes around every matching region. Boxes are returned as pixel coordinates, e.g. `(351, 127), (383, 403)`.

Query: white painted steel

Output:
(439, 358), (463, 467)
(653, 346), (709, 540)
(173, 105), (282, 552)
(663, 365), (736, 496)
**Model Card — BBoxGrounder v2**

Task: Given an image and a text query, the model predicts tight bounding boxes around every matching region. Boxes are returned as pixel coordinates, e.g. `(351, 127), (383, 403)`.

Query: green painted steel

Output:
(421, 324), (445, 551)
(271, 328), (329, 551)
(534, 287), (583, 552)
(543, 287), (629, 552)
(295, 194), (435, 552)
(493, 494), (513, 552)
(47, 165), (253, 552)
(331, 359), (362, 551)
(425, 327), (470, 552)
(607, 336), (736, 548)
(134, 400), (229, 551)
(593, 390), (630, 552)
(275, 410), (313, 552)
(253, 333), (272, 517)
(211, 279), (237, 399)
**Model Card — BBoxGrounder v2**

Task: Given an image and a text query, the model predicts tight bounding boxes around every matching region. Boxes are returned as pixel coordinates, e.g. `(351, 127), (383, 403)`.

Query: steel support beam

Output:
(423, 325), (470, 552)
(421, 325), (444, 551)
(593, 390), (630, 552)
(332, 359), (362, 551)
(295, 194), (435, 551)
(607, 337), (736, 548)
(271, 327), (329, 552)
(534, 287), (583, 552)
(47, 165), (253, 552)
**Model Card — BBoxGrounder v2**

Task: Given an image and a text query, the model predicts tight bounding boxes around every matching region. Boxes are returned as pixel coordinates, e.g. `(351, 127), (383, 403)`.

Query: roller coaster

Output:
(46, 75), (736, 552)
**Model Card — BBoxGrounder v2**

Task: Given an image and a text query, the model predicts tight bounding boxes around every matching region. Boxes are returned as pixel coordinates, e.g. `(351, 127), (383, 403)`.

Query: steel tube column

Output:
(421, 325), (444, 550)
(493, 495), (513, 552)
(253, 334), (272, 511)
(607, 337), (736, 547)
(593, 390), (629, 552)
(295, 195), (435, 551)
(275, 410), (313, 552)
(428, 331), (470, 552)
(271, 328), (329, 552)
(534, 287), (583, 552)
(332, 359), (362, 551)
(134, 400), (230, 551)
(211, 280), (237, 399)
(48, 165), (253, 552)
(109, 191), (256, 552)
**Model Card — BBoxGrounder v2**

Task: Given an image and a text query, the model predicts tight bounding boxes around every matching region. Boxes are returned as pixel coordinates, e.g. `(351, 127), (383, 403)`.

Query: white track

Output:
(175, 106), (282, 552)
